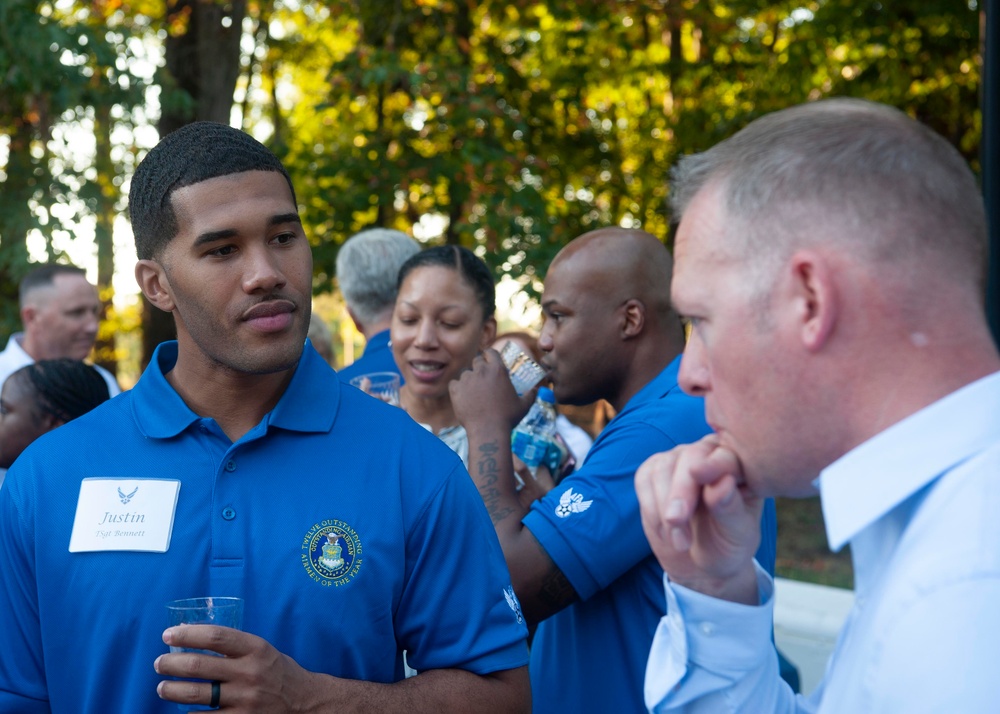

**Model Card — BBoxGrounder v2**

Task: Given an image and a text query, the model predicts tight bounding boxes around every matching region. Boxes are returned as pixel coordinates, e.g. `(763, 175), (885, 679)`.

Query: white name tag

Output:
(68, 478), (181, 553)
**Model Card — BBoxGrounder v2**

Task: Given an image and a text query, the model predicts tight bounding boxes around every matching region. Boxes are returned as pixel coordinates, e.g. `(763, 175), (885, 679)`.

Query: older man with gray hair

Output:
(335, 228), (419, 383)
(0, 264), (120, 397)
(637, 98), (1000, 712)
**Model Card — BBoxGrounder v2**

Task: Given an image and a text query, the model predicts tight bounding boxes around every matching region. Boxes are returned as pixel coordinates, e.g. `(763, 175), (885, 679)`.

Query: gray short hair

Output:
(670, 98), (987, 292)
(19, 264), (88, 307)
(335, 229), (420, 324)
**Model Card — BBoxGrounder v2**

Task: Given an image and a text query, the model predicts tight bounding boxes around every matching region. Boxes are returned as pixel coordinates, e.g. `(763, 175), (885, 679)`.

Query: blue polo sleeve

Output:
(394, 462), (529, 674)
(0, 465), (50, 712)
(524, 418), (679, 601)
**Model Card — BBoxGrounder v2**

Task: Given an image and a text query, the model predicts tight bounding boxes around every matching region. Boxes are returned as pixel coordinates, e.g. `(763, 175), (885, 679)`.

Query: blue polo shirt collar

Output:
(610, 355), (684, 423)
(362, 329), (391, 356)
(132, 340), (339, 439)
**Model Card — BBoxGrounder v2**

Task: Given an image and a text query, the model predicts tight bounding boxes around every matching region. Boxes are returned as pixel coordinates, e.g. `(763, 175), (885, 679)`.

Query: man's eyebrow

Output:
(193, 228), (237, 247)
(193, 213), (302, 247)
(269, 212), (302, 227)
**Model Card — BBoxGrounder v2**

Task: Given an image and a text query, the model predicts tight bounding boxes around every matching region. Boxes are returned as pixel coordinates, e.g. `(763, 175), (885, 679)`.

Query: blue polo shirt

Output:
(337, 329), (401, 384)
(0, 342), (527, 713)
(523, 356), (777, 713)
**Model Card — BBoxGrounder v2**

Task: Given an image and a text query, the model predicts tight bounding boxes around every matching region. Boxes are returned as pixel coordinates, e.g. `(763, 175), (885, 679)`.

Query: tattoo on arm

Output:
(537, 562), (578, 616)
(474, 441), (515, 525)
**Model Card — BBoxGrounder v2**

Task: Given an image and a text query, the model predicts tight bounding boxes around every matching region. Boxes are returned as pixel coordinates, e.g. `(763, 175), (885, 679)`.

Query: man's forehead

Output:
(52, 274), (97, 297)
(170, 171), (297, 229)
(674, 184), (739, 265)
(51, 272), (91, 287)
(671, 191), (740, 301)
(28, 273), (93, 304)
(541, 255), (598, 305)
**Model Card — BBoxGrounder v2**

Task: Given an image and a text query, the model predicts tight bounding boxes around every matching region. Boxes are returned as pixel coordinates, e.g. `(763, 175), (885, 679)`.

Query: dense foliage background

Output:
(0, 0), (984, 375)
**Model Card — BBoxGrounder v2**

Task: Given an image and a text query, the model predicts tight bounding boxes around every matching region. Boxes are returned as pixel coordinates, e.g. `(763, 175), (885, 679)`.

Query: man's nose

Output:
(84, 310), (100, 334)
(243, 247), (287, 294)
(677, 341), (709, 397)
(538, 324), (554, 352)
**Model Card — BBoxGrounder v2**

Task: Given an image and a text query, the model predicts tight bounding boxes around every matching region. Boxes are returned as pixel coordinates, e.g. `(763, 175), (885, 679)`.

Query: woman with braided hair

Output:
(0, 359), (110, 474)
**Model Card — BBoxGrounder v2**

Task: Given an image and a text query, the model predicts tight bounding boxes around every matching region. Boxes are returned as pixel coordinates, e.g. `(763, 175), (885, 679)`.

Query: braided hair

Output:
(396, 245), (496, 319)
(19, 360), (111, 424)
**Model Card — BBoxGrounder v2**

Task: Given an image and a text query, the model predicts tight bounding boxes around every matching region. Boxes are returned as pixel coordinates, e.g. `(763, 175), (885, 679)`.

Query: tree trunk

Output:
(0, 117), (36, 329)
(93, 101), (118, 377)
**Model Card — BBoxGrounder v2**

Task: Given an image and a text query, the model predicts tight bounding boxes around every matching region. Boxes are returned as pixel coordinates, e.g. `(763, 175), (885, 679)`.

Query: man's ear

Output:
(788, 251), (837, 352)
(621, 298), (646, 340)
(135, 260), (176, 313)
(20, 304), (37, 327)
(345, 305), (364, 334)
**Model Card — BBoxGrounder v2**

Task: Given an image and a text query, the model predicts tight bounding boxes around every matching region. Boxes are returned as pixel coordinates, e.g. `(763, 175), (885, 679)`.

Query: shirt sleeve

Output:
(0, 466), (50, 711)
(645, 564), (815, 714)
(394, 462), (529, 674)
(524, 419), (676, 600)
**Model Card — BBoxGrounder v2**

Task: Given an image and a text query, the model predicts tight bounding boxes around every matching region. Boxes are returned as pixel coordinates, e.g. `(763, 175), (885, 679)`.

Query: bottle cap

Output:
(538, 387), (555, 403)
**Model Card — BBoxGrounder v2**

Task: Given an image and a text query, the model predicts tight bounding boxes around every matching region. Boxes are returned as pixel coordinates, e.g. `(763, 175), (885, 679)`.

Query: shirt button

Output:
(198, 424), (209, 433)
(222, 506), (236, 520)
(224, 460), (237, 472)
(699, 622), (716, 636)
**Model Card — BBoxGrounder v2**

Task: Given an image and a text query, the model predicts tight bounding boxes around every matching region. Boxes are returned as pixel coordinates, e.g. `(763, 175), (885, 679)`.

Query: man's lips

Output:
(541, 360), (555, 379)
(242, 300), (295, 332)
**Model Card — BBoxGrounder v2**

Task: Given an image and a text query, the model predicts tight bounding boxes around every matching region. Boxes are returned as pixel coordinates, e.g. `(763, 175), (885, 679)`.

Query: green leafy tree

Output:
(0, 0), (985, 352)
(259, 0), (980, 302)
(0, 0), (144, 353)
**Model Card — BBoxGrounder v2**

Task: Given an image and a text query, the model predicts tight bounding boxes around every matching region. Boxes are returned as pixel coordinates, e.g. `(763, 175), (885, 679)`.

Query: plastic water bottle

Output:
(511, 387), (558, 476)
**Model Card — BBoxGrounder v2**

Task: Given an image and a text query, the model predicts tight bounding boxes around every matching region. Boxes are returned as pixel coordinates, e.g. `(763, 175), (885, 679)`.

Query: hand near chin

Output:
(450, 349), (535, 433)
(634, 435), (763, 605)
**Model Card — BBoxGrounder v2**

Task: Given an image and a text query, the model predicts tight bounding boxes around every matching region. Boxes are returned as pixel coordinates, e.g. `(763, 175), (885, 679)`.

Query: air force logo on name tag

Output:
(301, 519), (363, 587)
(69, 478), (181, 552)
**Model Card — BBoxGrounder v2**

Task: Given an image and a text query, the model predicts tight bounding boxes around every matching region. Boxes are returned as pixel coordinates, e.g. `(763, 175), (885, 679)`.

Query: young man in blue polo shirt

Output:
(451, 228), (777, 713)
(0, 122), (529, 713)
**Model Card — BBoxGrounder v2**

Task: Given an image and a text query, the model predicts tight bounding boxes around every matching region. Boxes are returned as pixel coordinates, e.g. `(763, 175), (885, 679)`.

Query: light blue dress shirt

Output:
(644, 370), (1000, 713)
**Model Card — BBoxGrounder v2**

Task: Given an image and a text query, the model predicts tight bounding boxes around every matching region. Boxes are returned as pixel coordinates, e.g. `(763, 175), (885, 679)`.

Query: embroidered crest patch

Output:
(301, 519), (362, 587)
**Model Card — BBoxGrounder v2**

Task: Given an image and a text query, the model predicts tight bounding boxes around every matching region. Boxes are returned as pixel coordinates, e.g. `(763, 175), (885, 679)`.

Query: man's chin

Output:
(551, 387), (590, 407)
(228, 339), (306, 376)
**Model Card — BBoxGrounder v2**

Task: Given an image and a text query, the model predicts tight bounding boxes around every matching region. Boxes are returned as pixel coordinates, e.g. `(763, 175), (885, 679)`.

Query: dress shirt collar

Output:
(819, 370), (1000, 552)
(3, 333), (29, 361)
(132, 339), (340, 440)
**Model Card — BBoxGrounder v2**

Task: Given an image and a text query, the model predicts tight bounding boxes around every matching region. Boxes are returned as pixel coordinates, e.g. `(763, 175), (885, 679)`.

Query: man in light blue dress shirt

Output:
(635, 98), (1000, 712)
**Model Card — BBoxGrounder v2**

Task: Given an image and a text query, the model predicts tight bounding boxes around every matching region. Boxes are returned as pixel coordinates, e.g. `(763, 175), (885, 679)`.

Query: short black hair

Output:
(128, 122), (296, 260)
(19, 264), (87, 305)
(16, 359), (110, 424)
(397, 245), (496, 318)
